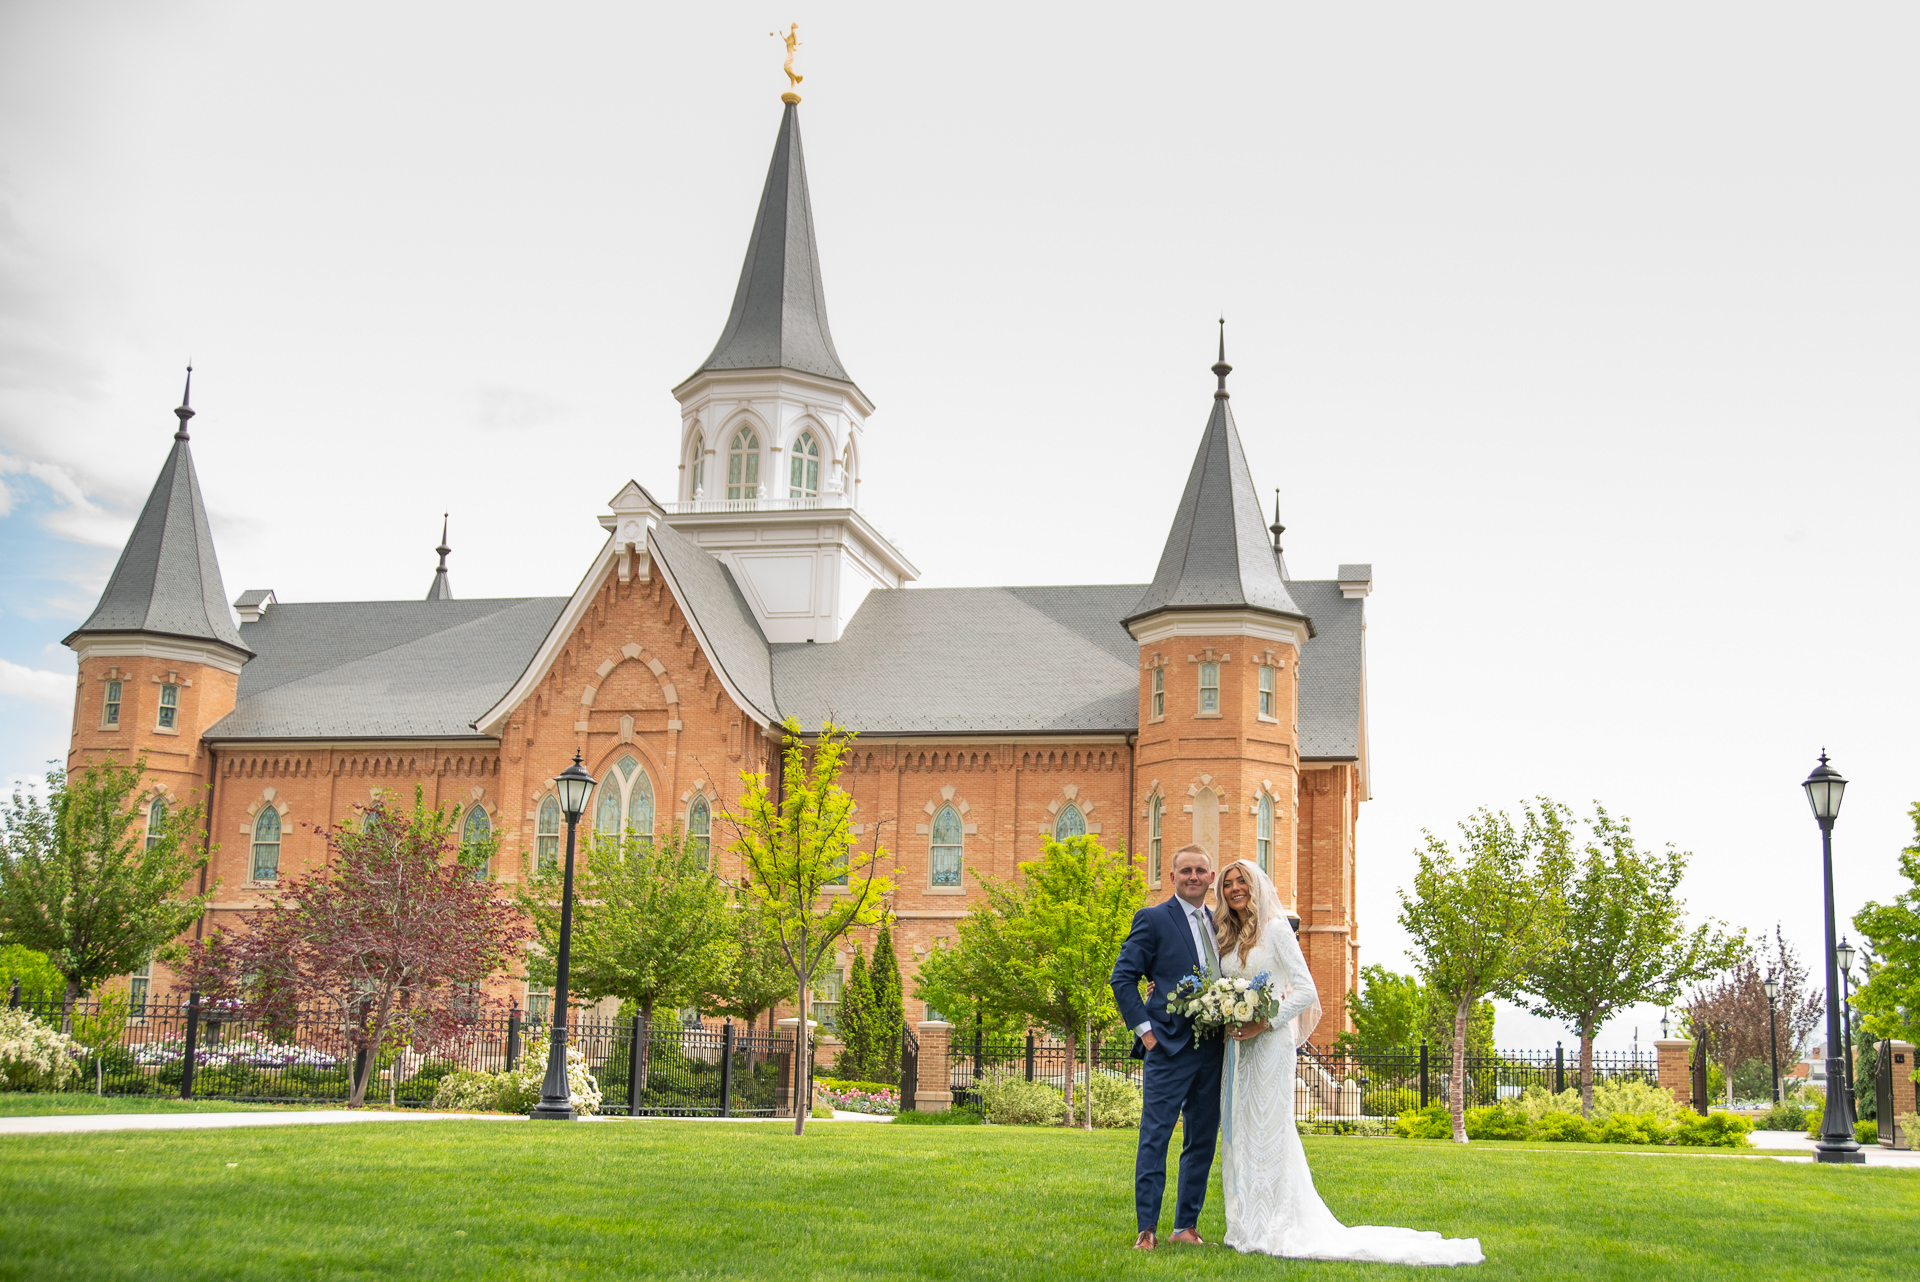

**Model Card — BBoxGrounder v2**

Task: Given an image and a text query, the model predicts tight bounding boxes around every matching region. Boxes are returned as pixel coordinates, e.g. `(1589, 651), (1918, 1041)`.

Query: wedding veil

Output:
(1219, 858), (1323, 1046)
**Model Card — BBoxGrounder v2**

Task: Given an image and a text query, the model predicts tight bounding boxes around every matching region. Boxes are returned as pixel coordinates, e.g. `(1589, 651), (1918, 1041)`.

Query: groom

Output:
(1110, 845), (1225, 1251)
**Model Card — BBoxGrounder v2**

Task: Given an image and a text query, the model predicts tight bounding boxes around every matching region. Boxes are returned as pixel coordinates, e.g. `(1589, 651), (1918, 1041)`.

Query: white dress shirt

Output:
(1136, 898), (1216, 1039)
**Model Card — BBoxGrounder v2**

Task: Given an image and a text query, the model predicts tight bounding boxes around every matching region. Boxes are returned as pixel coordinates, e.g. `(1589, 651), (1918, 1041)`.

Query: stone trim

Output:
(1037, 782), (1102, 837)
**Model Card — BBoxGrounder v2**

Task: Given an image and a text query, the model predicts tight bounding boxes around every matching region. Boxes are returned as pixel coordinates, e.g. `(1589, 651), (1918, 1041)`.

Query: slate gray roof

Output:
(646, 520), (778, 721)
(682, 101), (853, 387)
(67, 433), (250, 657)
(204, 597), (566, 740)
(1337, 564), (1372, 583)
(767, 580), (1362, 756)
(1125, 386), (1307, 631)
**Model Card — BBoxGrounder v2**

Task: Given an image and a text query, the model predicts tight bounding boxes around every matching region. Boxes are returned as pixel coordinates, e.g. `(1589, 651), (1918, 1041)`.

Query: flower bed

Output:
(815, 1077), (898, 1115)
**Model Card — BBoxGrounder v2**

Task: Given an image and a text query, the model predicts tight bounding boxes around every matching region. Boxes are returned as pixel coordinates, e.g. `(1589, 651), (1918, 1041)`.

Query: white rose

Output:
(1233, 978), (1251, 992)
(1235, 1001), (1254, 1021)
(1215, 979), (1232, 992)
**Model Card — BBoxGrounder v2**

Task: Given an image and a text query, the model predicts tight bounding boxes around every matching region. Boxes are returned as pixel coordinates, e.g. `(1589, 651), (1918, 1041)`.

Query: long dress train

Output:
(1217, 860), (1484, 1267)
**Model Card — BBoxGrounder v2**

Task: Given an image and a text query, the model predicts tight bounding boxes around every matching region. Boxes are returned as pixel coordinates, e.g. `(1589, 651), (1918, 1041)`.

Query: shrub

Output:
(1394, 1104), (1453, 1139)
(1854, 1120), (1877, 1145)
(0, 1008), (82, 1092)
(1896, 1112), (1918, 1148)
(394, 1060), (464, 1103)
(1088, 1072), (1143, 1128)
(894, 1104), (984, 1125)
(1589, 1078), (1684, 1124)
(1596, 1111), (1673, 1146)
(1674, 1111), (1752, 1148)
(1514, 1085), (1582, 1123)
(1362, 1087), (1417, 1118)
(974, 1071), (1065, 1125)
(811, 1101), (834, 1119)
(429, 1047), (600, 1115)
(1534, 1112), (1597, 1143)
(1759, 1100), (1809, 1131)
(816, 1076), (900, 1097)
(1464, 1104), (1531, 1141)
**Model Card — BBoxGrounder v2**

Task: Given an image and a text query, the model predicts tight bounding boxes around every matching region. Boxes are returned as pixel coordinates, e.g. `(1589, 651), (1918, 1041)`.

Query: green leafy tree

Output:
(1399, 803), (1567, 1143)
(1333, 965), (1494, 1061)
(0, 944), (63, 1002)
(1423, 990), (1496, 1062)
(1854, 804), (1920, 1056)
(868, 919), (904, 1079)
(703, 893), (797, 1036)
(723, 719), (893, 1136)
(1520, 802), (1743, 1115)
(915, 900), (1037, 1041)
(833, 943), (875, 1079)
(0, 760), (212, 1029)
(520, 821), (733, 1091)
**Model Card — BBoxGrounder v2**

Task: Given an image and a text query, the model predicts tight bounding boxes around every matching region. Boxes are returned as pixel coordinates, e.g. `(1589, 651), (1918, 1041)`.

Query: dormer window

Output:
(727, 427), (760, 500)
(789, 431), (820, 498)
(156, 684), (179, 730)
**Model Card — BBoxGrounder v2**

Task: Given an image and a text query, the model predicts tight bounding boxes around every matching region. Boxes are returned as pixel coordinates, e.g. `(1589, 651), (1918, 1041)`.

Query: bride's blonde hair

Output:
(1215, 862), (1261, 964)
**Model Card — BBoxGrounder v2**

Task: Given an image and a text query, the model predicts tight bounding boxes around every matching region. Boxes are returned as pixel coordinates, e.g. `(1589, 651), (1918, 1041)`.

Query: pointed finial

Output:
(173, 364), (195, 441)
(438, 513), (450, 563)
(1269, 489), (1286, 555)
(1212, 319), (1232, 398)
(426, 514), (454, 600)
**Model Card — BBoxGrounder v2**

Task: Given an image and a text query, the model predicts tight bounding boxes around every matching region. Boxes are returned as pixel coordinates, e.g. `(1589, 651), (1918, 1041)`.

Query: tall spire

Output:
(66, 372), (251, 658)
(426, 514), (453, 600)
(1123, 339), (1309, 633)
(683, 100), (854, 387)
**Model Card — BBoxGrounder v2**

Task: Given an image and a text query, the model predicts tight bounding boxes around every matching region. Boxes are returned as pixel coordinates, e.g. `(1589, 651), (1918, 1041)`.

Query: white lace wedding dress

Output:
(1217, 860), (1484, 1267)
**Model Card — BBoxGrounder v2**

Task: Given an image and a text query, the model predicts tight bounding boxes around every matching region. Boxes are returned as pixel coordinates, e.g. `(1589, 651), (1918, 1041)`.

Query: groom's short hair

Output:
(1172, 844), (1213, 871)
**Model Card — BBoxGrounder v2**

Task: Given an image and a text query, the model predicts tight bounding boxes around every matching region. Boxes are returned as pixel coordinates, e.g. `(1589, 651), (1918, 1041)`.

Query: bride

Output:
(1214, 858), (1484, 1266)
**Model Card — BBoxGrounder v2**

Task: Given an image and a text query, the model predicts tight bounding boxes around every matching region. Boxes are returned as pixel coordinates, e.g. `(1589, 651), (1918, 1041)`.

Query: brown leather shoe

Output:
(1168, 1228), (1206, 1246)
(1133, 1231), (1157, 1251)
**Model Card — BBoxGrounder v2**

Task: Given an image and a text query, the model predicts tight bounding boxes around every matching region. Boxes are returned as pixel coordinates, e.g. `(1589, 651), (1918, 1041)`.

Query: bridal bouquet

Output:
(1165, 968), (1280, 1038)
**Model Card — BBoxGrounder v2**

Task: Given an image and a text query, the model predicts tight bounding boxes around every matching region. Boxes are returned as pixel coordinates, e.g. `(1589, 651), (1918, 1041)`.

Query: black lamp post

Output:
(1762, 973), (1781, 1104)
(1802, 751), (1862, 1162)
(531, 752), (597, 1121)
(1836, 935), (1858, 1105)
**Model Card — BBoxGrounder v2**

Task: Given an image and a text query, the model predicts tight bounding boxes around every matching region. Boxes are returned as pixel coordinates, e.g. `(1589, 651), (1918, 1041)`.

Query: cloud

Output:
(0, 657), (72, 705)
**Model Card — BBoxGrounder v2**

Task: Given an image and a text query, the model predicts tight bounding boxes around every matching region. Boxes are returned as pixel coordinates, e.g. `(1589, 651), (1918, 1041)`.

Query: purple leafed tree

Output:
(169, 788), (532, 1105)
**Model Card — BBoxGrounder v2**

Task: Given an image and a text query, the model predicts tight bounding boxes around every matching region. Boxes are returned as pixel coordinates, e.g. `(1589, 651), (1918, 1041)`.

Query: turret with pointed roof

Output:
(1124, 331), (1311, 636)
(66, 371), (251, 660)
(681, 99), (854, 391)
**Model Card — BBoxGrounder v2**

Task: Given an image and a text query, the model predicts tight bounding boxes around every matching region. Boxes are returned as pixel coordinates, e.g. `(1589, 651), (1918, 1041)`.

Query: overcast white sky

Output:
(3, 3), (1915, 1052)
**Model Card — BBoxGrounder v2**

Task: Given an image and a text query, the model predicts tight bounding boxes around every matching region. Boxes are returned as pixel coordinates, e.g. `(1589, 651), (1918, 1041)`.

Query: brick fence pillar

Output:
(1655, 1039), (1693, 1110)
(916, 1021), (953, 1113)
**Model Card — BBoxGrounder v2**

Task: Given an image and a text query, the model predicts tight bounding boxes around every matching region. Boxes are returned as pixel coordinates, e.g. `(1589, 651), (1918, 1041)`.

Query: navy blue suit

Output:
(1110, 896), (1225, 1235)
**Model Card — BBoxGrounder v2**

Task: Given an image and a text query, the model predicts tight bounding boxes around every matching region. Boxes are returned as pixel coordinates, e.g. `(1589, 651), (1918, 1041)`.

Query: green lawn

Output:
(0, 1119), (1911, 1279)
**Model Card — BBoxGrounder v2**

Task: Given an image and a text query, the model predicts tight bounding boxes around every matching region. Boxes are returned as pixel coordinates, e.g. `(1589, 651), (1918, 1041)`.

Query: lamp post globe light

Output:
(1802, 751), (1862, 1162)
(1836, 935), (1858, 1103)
(532, 753), (597, 1122)
(1762, 974), (1781, 1104)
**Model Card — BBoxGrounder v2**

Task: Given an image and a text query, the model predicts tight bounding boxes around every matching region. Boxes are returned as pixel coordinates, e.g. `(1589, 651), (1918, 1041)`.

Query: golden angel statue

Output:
(771, 24), (803, 90)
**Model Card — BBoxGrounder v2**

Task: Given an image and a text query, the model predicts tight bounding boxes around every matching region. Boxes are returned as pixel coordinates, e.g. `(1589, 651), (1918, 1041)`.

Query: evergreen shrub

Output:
(975, 1071), (1066, 1125)
(1393, 1104), (1453, 1139)
(1760, 1100), (1809, 1131)
(1533, 1112), (1598, 1143)
(1854, 1120), (1877, 1145)
(1087, 1072), (1143, 1128)
(1674, 1111), (1751, 1147)
(1463, 1103), (1530, 1140)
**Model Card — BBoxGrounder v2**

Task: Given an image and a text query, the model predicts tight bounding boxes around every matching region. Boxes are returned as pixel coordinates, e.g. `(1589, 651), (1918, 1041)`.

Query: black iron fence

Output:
(944, 1029), (1658, 1126)
(5, 988), (793, 1117)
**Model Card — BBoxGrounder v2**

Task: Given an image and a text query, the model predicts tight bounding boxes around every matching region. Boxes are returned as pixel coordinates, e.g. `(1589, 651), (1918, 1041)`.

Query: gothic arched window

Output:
(464, 806), (492, 880)
(789, 430), (820, 499)
(596, 755), (656, 842)
(930, 804), (963, 887)
(1256, 794), (1273, 875)
(688, 433), (705, 499)
(251, 808), (282, 882)
(627, 771), (654, 838)
(146, 797), (167, 851)
(727, 426), (760, 500)
(688, 795), (711, 868)
(1054, 803), (1087, 842)
(536, 797), (561, 873)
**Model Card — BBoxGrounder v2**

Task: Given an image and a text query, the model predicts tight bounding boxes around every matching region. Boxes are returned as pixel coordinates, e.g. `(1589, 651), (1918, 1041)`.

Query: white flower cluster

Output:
(130, 1031), (340, 1070)
(1168, 974), (1280, 1037)
(0, 1007), (83, 1091)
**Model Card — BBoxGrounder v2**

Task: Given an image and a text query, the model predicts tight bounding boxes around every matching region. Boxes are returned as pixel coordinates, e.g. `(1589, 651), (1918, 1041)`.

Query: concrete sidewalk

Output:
(0, 1110), (524, 1136)
(1750, 1129), (1920, 1167)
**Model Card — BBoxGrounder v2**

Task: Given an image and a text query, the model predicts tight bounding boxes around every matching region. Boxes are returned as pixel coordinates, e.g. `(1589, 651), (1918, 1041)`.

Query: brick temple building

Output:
(62, 95), (1374, 1039)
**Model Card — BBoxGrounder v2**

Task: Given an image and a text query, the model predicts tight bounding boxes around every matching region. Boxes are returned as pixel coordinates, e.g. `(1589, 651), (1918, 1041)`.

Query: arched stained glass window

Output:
(930, 805), (963, 887)
(789, 431), (820, 498)
(536, 797), (561, 873)
(727, 427), (760, 500)
(1054, 803), (1086, 842)
(464, 805), (492, 880)
(628, 772), (654, 838)
(251, 808), (282, 882)
(146, 798), (167, 851)
(688, 795), (710, 867)
(595, 786), (621, 836)
(1256, 795), (1273, 874)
